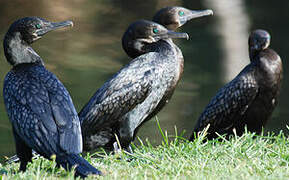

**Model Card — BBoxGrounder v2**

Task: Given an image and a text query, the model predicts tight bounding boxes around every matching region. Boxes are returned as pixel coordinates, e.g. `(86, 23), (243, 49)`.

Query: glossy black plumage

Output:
(79, 20), (189, 151)
(3, 17), (101, 177)
(190, 30), (283, 140)
(79, 7), (212, 152)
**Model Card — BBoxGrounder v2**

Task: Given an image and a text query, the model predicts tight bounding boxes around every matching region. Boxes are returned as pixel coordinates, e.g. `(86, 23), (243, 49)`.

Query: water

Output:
(0, 0), (288, 160)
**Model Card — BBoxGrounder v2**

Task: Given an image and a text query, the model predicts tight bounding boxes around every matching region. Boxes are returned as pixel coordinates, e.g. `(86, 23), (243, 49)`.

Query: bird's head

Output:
(3, 17), (73, 65)
(122, 20), (189, 58)
(5, 17), (73, 44)
(249, 29), (271, 52)
(153, 6), (213, 30)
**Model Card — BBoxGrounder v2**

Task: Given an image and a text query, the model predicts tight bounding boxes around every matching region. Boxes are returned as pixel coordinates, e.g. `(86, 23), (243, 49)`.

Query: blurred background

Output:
(0, 0), (288, 160)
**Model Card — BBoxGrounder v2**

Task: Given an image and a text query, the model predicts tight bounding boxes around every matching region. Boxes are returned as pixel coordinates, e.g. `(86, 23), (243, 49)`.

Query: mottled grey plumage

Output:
(81, 52), (177, 149)
(191, 30), (282, 140)
(3, 17), (101, 177)
(79, 20), (189, 151)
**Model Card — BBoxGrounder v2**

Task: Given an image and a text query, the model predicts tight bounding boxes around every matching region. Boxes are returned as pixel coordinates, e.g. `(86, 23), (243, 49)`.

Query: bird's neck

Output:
(3, 32), (43, 66)
(249, 48), (262, 62)
(145, 39), (176, 56)
(167, 38), (183, 59)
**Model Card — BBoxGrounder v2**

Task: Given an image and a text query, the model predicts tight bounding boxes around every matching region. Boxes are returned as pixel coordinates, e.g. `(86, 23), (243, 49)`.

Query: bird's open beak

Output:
(36, 20), (73, 36)
(179, 9), (213, 25)
(156, 31), (189, 40)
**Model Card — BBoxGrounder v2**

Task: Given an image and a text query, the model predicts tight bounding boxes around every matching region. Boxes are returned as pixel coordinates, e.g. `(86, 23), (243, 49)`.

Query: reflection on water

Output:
(0, 0), (288, 160)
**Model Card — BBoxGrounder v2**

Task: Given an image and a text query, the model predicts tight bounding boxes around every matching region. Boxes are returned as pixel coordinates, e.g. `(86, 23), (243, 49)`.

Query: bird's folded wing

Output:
(3, 68), (82, 156)
(194, 73), (259, 133)
(79, 52), (164, 134)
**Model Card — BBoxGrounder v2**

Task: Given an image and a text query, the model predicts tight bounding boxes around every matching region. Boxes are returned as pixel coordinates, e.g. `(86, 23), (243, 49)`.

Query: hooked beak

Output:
(36, 20), (73, 36)
(180, 9), (213, 25)
(155, 31), (189, 40)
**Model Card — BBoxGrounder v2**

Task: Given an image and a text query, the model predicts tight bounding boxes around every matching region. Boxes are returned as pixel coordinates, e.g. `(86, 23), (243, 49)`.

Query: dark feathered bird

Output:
(79, 20), (189, 151)
(190, 29), (283, 140)
(79, 7), (213, 152)
(3, 17), (101, 177)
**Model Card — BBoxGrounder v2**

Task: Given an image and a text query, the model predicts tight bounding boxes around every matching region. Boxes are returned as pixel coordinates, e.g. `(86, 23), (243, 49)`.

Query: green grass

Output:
(1, 126), (289, 179)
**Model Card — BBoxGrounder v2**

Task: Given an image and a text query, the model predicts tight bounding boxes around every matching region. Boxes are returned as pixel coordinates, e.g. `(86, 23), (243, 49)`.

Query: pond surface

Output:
(0, 0), (288, 160)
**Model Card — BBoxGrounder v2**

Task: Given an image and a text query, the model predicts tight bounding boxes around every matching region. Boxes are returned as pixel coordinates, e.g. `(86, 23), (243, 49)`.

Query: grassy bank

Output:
(1, 127), (289, 179)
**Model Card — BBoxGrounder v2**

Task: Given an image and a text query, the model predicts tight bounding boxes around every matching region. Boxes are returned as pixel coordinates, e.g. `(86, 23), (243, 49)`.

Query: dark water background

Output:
(0, 0), (288, 161)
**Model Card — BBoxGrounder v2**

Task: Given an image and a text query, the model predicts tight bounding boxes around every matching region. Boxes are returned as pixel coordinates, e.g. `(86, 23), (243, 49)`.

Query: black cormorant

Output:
(79, 7), (213, 152)
(190, 29), (283, 140)
(79, 20), (189, 151)
(3, 17), (101, 177)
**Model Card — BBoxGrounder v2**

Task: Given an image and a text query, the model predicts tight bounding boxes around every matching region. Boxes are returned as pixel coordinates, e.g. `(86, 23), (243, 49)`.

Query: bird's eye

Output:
(178, 11), (185, 16)
(35, 24), (42, 29)
(153, 28), (159, 34)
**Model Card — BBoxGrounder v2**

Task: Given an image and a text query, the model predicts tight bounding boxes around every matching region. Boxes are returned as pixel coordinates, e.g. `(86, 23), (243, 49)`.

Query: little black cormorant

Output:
(3, 17), (101, 177)
(190, 30), (283, 140)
